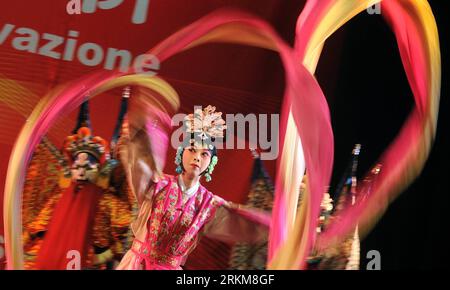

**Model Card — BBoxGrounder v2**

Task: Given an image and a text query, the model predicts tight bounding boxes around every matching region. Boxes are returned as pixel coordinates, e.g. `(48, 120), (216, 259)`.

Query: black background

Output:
(317, 0), (449, 270)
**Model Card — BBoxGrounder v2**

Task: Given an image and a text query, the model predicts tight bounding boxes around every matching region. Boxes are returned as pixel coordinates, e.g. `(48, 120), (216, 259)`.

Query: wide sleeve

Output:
(117, 98), (171, 206)
(121, 126), (158, 206)
(203, 198), (271, 244)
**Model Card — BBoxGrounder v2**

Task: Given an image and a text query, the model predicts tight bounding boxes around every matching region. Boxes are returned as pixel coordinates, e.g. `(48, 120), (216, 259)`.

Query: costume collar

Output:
(177, 175), (200, 198)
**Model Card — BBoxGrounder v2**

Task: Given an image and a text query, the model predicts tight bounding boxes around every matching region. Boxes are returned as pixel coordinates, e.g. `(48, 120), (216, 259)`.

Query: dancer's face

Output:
(182, 146), (212, 177)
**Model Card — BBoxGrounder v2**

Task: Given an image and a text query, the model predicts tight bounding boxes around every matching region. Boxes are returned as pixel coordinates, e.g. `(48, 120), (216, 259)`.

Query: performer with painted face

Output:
(117, 105), (270, 270)
(22, 90), (133, 270)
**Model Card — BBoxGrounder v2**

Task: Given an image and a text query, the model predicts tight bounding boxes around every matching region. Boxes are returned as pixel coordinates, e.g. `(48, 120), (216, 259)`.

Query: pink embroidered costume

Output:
(22, 93), (133, 270)
(117, 105), (270, 270)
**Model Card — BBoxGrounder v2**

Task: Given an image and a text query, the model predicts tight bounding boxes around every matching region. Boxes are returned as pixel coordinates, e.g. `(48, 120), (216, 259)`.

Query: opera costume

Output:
(2, 4), (440, 270)
(117, 106), (271, 270)
(22, 90), (134, 270)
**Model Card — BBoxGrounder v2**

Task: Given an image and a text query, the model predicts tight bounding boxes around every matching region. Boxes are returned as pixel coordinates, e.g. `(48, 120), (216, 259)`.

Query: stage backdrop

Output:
(1, 0), (343, 269)
(2, 0), (448, 271)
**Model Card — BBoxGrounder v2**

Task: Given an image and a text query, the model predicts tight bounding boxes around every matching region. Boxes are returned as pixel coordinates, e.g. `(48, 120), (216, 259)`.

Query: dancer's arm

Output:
(117, 119), (164, 206)
(204, 200), (271, 244)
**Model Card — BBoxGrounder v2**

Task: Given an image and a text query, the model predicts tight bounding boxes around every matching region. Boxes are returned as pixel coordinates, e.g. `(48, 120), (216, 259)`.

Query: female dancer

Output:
(117, 105), (270, 270)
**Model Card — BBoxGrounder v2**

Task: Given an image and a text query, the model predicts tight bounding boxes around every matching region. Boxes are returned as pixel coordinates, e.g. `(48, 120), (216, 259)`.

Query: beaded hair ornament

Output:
(175, 105), (227, 182)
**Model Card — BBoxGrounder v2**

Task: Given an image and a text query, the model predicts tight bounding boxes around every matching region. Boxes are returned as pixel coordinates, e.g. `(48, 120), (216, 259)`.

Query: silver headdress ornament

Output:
(175, 105), (226, 181)
(183, 105), (227, 149)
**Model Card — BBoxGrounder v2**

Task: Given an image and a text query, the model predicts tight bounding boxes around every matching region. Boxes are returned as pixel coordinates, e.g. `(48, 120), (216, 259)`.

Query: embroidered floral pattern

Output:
(132, 175), (224, 269)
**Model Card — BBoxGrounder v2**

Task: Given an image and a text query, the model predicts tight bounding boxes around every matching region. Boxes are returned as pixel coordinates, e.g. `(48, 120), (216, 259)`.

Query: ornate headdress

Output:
(60, 88), (131, 187)
(183, 105), (227, 149)
(64, 101), (108, 163)
(175, 105), (227, 181)
(64, 128), (107, 161)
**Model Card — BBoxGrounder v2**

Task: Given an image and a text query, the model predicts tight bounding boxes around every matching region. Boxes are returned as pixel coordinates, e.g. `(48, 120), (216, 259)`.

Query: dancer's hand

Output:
(300, 174), (308, 193)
